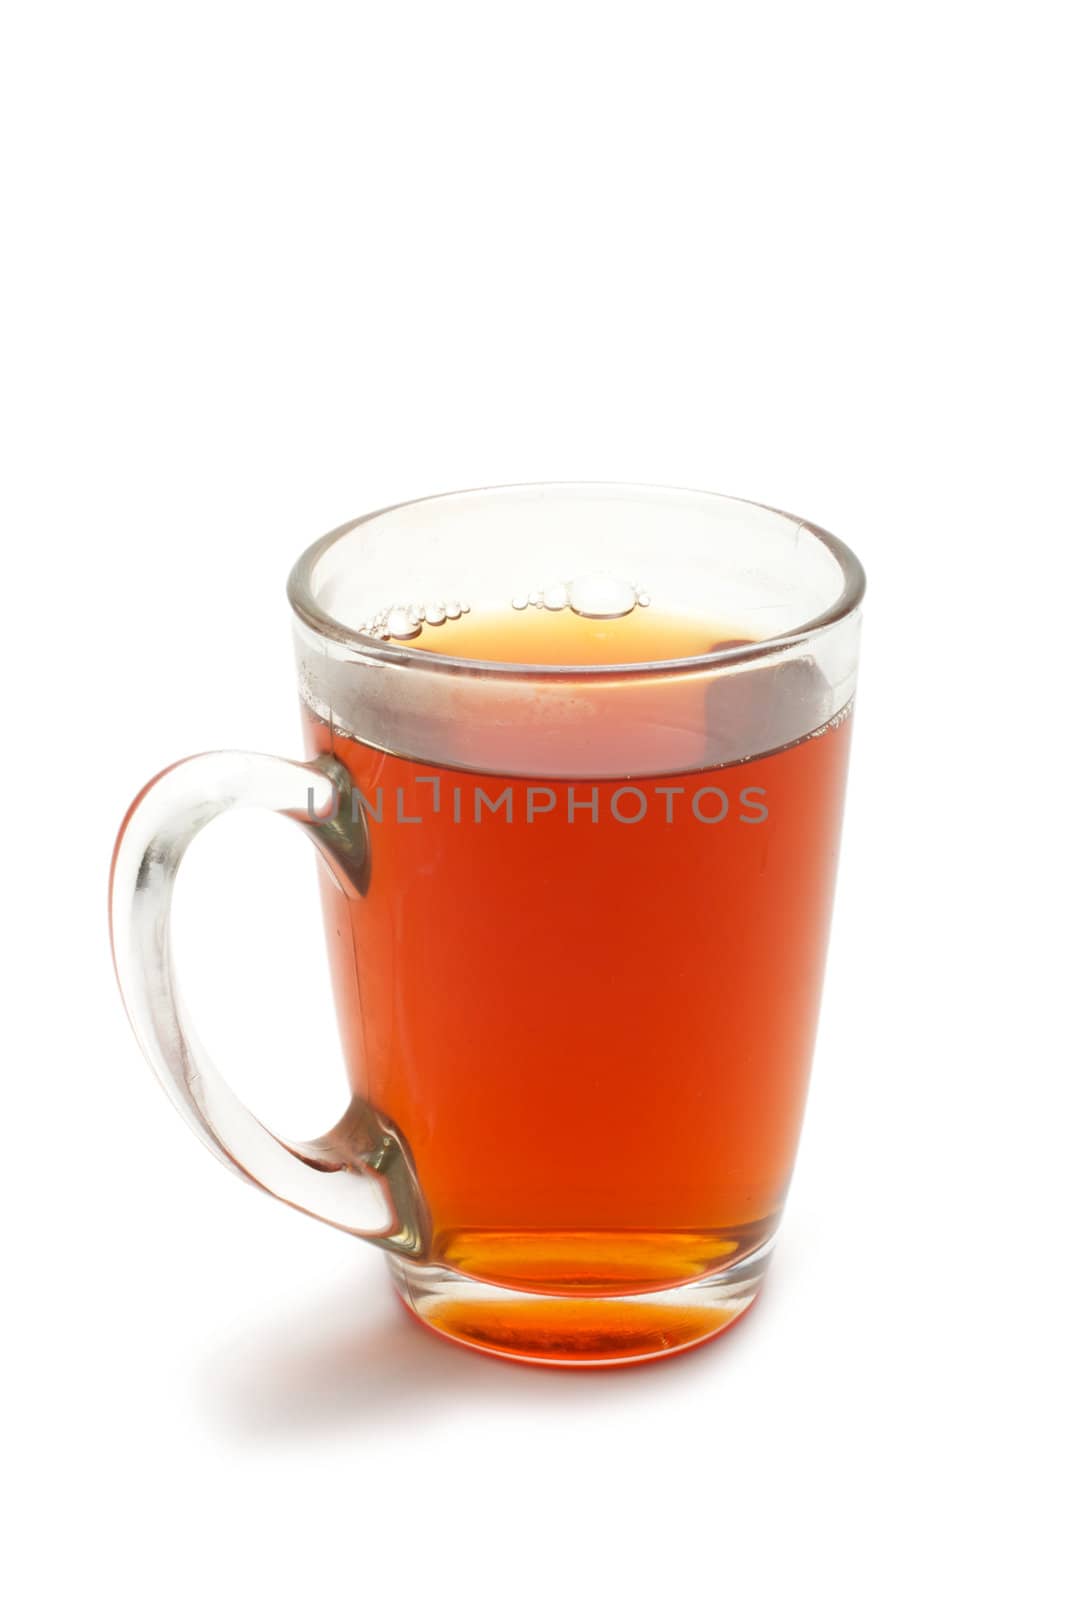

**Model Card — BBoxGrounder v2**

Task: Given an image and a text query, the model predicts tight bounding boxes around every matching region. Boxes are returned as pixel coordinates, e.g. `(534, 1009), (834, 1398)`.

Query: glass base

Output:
(389, 1239), (772, 1367)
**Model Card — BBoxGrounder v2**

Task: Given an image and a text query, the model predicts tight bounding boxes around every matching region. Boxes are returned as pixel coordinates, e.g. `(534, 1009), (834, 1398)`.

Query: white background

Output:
(3, 3), (1063, 1596)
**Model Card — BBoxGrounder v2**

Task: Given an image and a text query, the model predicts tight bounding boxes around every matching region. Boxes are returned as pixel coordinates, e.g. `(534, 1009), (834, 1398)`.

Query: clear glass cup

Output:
(110, 482), (864, 1366)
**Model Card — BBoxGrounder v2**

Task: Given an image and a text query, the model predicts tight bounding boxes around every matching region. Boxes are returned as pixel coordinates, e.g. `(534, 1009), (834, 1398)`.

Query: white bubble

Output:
(543, 583), (568, 611)
(386, 607), (421, 640)
(424, 602), (446, 625)
(445, 601), (462, 619)
(511, 594), (529, 610)
(566, 573), (637, 619)
(637, 591), (651, 607)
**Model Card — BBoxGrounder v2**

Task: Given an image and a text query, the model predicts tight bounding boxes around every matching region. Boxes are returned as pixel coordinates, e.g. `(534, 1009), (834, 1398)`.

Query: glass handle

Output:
(109, 750), (426, 1256)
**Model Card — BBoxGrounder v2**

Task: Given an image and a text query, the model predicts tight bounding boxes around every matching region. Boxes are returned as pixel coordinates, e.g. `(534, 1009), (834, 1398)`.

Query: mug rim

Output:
(286, 481), (866, 679)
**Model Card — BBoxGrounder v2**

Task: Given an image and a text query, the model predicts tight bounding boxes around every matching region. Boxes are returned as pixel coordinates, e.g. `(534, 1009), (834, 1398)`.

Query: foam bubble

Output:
(566, 573), (637, 619)
(386, 607), (420, 639)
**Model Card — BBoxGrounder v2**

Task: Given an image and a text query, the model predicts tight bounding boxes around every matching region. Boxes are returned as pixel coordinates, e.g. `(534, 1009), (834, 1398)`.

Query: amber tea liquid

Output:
(303, 604), (852, 1356)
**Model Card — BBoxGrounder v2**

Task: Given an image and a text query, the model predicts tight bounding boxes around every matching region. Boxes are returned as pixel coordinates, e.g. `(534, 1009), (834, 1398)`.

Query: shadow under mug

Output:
(110, 482), (864, 1366)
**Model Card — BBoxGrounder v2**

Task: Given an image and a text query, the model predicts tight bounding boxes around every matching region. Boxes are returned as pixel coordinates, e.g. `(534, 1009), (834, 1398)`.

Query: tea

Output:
(111, 483), (864, 1366)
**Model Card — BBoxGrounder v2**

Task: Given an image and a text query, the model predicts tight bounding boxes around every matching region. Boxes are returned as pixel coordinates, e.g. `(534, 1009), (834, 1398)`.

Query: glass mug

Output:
(110, 483), (864, 1367)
